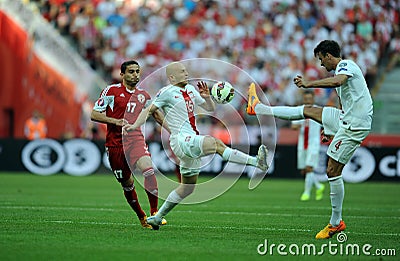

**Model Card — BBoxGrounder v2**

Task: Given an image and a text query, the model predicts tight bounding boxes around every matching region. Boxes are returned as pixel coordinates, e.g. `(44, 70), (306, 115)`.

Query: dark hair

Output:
(120, 60), (139, 73)
(313, 40), (341, 58)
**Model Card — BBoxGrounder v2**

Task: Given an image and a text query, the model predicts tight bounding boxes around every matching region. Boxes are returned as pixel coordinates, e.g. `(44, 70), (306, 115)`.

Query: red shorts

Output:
(106, 140), (150, 182)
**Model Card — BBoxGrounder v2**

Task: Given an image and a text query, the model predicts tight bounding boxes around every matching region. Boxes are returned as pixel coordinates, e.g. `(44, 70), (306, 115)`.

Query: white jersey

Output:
(335, 59), (373, 130)
(293, 119), (321, 152)
(152, 84), (206, 136)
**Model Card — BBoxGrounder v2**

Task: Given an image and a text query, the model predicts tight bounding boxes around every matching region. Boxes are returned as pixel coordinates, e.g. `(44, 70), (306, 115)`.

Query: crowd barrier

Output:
(0, 138), (399, 183)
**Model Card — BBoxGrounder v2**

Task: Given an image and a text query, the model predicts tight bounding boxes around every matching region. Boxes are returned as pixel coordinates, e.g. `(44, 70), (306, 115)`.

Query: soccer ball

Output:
(211, 81), (235, 104)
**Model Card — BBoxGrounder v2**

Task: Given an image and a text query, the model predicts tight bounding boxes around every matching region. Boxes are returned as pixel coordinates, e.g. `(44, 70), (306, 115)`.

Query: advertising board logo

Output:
(22, 139), (66, 176)
(21, 139), (101, 176)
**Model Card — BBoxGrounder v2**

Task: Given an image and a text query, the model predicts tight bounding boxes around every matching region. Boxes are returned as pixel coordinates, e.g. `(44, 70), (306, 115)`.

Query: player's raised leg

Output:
(247, 82), (305, 119)
(202, 135), (269, 172)
(247, 83), (326, 123)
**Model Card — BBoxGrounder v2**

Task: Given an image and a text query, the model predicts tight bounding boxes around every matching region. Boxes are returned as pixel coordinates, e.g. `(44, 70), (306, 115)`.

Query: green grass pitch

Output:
(0, 172), (399, 260)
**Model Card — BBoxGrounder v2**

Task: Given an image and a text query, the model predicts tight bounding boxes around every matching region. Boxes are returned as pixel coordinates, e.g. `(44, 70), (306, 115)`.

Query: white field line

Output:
(1, 219), (398, 237)
(0, 205), (399, 220)
(2, 202), (399, 212)
(0, 205), (399, 236)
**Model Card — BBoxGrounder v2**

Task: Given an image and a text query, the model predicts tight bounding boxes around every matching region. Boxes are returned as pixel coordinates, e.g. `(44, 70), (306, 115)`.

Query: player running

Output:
(91, 60), (167, 229)
(247, 40), (373, 239)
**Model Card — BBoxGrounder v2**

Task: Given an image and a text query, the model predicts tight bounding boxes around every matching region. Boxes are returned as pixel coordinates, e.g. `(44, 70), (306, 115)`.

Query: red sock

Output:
(143, 168), (158, 214)
(123, 184), (146, 218)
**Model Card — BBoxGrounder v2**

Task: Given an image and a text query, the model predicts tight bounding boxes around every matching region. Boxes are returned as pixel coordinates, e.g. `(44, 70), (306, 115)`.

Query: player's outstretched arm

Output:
(152, 109), (171, 133)
(122, 104), (157, 134)
(91, 110), (127, 126)
(294, 74), (348, 89)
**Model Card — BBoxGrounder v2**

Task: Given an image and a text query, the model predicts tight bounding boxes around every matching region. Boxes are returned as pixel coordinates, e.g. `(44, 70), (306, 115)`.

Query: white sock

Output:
(304, 172), (314, 195)
(156, 190), (183, 218)
(255, 104), (305, 120)
(222, 148), (257, 166)
(328, 176), (344, 226)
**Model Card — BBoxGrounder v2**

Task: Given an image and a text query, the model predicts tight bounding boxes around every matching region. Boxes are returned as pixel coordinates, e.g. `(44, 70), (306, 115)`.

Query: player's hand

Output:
(197, 81), (210, 98)
(115, 118), (128, 127)
(321, 129), (333, 143)
(122, 124), (134, 135)
(294, 75), (307, 88)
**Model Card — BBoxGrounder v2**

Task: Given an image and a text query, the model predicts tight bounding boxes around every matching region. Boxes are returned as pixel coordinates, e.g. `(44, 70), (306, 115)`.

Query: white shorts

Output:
(322, 107), (341, 135)
(322, 107), (370, 164)
(169, 133), (205, 176)
(327, 128), (369, 164)
(297, 149), (319, 169)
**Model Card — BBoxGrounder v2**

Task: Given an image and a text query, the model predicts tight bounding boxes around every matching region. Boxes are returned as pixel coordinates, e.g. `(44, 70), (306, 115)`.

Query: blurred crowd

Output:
(28, 0), (400, 142)
(32, 0), (399, 102)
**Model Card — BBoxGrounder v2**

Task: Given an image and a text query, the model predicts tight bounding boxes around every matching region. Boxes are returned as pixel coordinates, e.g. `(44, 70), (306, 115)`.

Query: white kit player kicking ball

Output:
(247, 40), (373, 239)
(123, 62), (269, 229)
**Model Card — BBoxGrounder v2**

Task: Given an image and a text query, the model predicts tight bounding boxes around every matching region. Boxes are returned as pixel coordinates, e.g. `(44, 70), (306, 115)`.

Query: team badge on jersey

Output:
(338, 62), (348, 72)
(138, 94), (145, 103)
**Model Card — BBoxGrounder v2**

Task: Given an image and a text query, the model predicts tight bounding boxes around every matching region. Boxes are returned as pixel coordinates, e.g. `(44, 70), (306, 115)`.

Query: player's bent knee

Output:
(326, 165), (335, 178)
(326, 164), (342, 178)
(202, 136), (218, 154)
(180, 183), (196, 197)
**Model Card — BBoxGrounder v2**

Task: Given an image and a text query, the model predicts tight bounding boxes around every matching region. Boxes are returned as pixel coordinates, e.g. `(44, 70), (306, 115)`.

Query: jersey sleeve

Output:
(142, 90), (152, 108)
(152, 87), (169, 109)
(335, 60), (354, 77)
(93, 87), (114, 112)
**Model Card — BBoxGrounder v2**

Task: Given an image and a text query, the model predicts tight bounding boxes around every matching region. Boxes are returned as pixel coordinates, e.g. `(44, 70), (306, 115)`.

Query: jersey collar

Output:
(122, 83), (136, 93)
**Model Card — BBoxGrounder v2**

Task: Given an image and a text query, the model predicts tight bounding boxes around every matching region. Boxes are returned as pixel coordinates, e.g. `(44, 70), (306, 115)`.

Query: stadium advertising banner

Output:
(0, 138), (399, 183)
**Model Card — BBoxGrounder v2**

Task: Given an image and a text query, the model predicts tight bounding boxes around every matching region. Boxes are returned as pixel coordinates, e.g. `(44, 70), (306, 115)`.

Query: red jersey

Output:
(93, 83), (151, 147)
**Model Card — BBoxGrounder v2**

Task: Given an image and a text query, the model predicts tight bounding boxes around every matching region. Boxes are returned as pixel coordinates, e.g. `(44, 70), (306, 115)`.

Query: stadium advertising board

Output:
(0, 138), (399, 182)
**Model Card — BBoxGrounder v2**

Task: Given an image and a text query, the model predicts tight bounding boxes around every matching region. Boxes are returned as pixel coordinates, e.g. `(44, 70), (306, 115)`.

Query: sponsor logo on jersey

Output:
(97, 98), (104, 106)
(338, 68), (348, 72)
(119, 93), (125, 97)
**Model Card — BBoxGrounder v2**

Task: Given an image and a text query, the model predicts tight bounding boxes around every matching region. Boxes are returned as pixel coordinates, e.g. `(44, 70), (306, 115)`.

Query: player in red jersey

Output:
(91, 60), (167, 228)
